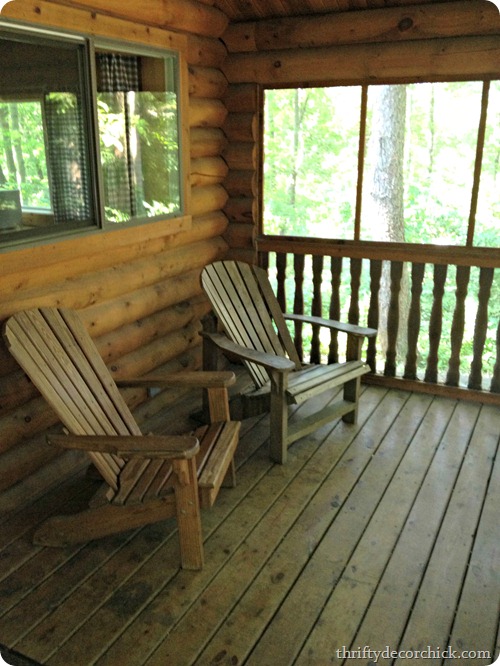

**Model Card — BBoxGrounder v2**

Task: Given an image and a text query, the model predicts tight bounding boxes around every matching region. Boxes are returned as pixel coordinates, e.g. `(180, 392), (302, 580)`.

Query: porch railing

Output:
(258, 236), (500, 403)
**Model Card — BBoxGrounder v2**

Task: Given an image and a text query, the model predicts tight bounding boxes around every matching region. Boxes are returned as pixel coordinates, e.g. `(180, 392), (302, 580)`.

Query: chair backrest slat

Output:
(202, 261), (301, 389)
(3, 308), (143, 491)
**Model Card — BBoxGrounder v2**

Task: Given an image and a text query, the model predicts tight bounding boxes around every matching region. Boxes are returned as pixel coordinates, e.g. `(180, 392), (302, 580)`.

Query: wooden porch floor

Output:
(0, 383), (499, 666)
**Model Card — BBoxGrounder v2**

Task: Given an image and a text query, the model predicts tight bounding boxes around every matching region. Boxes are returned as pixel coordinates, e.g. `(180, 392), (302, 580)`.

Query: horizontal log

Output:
(222, 1), (500, 53)
(223, 196), (255, 224)
(188, 66), (228, 99)
(223, 142), (257, 170)
(191, 156), (229, 187)
(189, 97), (228, 128)
(224, 35), (500, 85)
(132, 354), (202, 425)
(2, 0), (187, 51)
(109, 320), (202, 379)
(0, 396), (59, 457)
(191, 184), (229, 216)
(0, 450), (84, 516)
(48, 0), (229, 37)
(0, 347), (19, 378)
(190, 127), (228, 158)
(0, 434), (60, 495)
(0, 369), (37, 412)
(188, 210), (229, 242)
(187, 34), (227, 68)
(0, 384), (146, 457)
(95, 298), (207, 365)
(223, 113), (257, 142)
(224, 83), (259, 113)
(224, 247), (257, 265)
(0, 237), (225, 319)
(0, 218), (191, 298)
(80, 240), (226, 336)
(223, 221), (255, 248)
(224, 169), (256, 198)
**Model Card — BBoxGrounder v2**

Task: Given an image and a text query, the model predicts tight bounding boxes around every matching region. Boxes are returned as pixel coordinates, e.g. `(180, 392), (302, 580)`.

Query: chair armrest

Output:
(47, 434), (200, 459)
(283, 313), (377, 338)
(201, 332), (296, 373)
(116, 371), (236, 390)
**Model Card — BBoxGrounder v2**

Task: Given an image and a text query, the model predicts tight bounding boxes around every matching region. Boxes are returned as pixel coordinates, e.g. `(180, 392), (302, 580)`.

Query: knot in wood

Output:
(273, 60), (282, 69)
(398, 17), (414, 32)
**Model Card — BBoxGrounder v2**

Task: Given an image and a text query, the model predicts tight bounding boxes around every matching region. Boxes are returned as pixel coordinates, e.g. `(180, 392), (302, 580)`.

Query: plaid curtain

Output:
(96, 54), (140, 219)
(44, 91), (91, 224)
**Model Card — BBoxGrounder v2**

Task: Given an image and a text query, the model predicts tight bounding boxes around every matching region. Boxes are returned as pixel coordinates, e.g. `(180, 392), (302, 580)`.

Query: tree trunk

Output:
(369, 85), (409, 366)
(0, 106), (17, 184)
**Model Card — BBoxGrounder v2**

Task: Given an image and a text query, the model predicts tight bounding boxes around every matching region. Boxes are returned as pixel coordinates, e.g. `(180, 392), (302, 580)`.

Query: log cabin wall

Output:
(0, 0), (232, 510)
(220, 0), (500, 256)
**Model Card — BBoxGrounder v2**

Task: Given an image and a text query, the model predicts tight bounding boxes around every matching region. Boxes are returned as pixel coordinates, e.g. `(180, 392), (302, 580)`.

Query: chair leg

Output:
(172, 458), (204, 570)
(342, 375), (361, 424)
(269, 370), (288, 464)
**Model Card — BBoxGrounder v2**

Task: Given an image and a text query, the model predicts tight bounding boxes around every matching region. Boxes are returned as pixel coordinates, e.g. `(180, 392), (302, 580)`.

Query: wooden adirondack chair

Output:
(201, 260), (377, 464)
(3, 307), (241, 570)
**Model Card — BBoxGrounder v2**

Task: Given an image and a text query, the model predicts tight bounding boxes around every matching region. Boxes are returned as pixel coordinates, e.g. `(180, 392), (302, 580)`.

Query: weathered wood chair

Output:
(201, 260), (377, 464)
(3, 307), (241, 570)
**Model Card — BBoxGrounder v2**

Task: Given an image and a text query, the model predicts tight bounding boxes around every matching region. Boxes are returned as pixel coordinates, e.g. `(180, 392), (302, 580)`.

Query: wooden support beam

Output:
(222, 1), (500, 53)
(224, 35), (500, 85)
(45, 0), (228, 37)
(2, 0), (187, 50)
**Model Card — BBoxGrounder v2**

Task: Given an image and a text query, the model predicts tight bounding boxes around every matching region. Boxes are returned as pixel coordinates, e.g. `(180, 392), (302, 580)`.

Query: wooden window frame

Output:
(0, 9), (192, 251)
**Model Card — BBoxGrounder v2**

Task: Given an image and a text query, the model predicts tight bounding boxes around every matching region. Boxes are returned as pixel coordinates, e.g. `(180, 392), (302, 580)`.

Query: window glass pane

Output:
(263, 87), (361, 239)
(0, 30), (95, 243)
(361, 81), (482, 244)
(96, 51), (181, 224)
(475, 79), (500, 248)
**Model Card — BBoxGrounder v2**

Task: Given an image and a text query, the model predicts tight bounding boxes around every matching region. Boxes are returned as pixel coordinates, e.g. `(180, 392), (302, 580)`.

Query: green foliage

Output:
(263, 81), (499, 385)
(0, 101), (51, 209)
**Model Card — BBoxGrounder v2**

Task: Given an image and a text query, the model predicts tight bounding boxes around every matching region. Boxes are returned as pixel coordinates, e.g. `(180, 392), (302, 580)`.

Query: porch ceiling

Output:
(213, 0), (465, 22)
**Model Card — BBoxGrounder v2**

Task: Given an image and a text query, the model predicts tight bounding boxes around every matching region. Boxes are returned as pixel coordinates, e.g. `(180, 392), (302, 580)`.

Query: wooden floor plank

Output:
(193, 386), (388, 666)
(93, 388), (359, 665)
(118, 389), (372, 666)
(44, 418), (273, 666)
(8, 526), (160, 663)
(0, 385), (497, 666)
(444, 407), (500, 665)
(339, 400), (483, 666)
(246, 390), (430, 666)
(395, 402), (500, 666)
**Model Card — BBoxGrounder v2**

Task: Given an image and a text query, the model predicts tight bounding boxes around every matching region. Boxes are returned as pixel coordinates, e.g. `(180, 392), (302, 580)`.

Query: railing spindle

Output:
(310, 254), (324, 364)
(293, 253), (305, 362)
(384, 261), (403, 377)
(328, 256), (342, 363)
(276, 252), (287, 311)
(424, 264), (448, 383)
(348, 257), (362, 325)
(446, 265), (470, 386)
(468, 267), (494, 390)
(366, 259), (382, 373)
(258, 238), (498, 401)
(404, 262), (425, 380)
